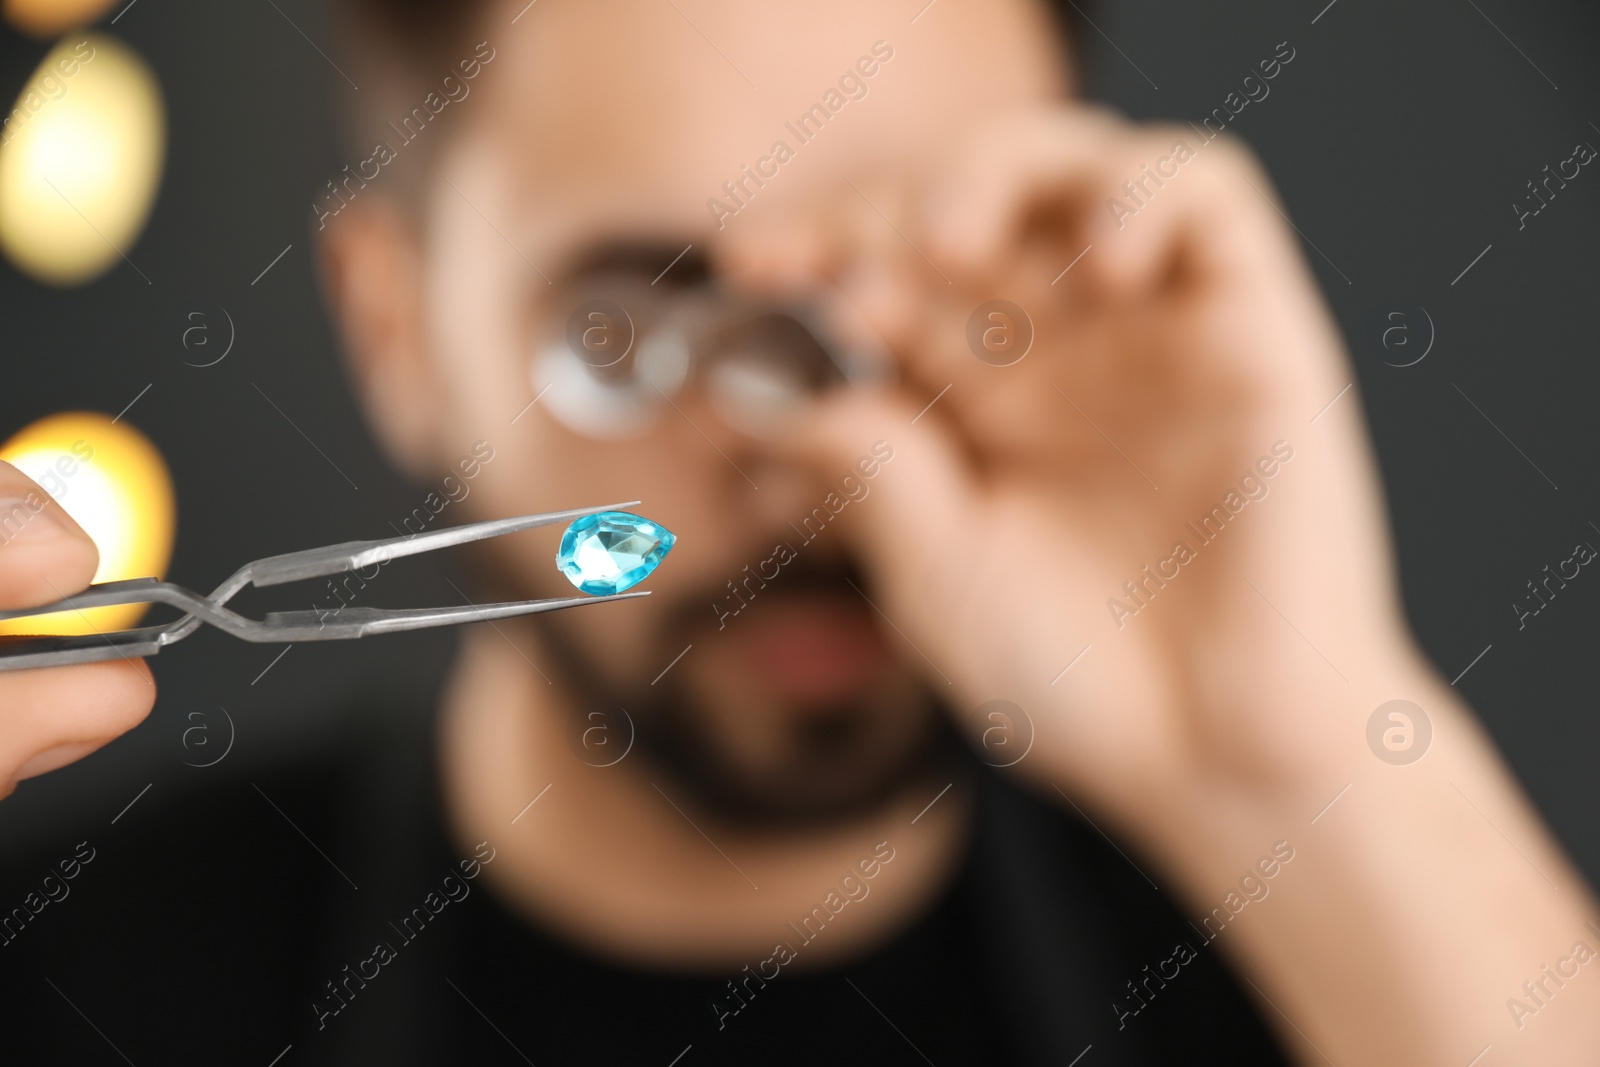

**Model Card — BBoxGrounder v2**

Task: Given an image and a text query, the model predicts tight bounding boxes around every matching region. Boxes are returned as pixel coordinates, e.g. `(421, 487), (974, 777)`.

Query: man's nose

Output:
(669, 385), (827, 533)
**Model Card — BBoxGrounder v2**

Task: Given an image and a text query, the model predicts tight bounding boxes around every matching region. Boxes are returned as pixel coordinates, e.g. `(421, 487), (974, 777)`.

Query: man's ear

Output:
(317, 196), (440, 480)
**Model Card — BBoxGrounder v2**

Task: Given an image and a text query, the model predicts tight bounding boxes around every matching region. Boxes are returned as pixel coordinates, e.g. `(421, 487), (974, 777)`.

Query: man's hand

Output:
(0, 461), (154, 797)
(729, 106), (1600, 1065)
(746, 108), (1406, 824)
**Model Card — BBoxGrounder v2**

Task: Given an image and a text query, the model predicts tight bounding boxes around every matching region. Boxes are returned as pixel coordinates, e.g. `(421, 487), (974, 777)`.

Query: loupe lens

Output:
(532, 281), (886, 440)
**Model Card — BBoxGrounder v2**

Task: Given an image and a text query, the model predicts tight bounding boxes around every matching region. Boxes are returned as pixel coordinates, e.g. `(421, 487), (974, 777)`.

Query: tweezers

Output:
(0, 502), (650, 672)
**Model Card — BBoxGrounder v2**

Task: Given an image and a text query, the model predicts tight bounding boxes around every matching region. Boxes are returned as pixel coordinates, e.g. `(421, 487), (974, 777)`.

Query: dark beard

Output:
(515, 552), (961, 828)
(617, 688), (963, 827)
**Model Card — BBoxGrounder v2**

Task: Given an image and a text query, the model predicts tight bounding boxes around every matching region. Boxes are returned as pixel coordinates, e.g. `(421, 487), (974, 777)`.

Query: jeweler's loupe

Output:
(533, 278), (889, 441)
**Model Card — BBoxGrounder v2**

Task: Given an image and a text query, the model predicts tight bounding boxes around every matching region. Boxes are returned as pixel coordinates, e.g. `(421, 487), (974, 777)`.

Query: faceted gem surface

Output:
(556, 511), (675, 595)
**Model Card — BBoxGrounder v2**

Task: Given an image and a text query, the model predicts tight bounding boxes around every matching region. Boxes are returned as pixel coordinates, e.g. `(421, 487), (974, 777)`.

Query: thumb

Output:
(0, 460), (99, 606)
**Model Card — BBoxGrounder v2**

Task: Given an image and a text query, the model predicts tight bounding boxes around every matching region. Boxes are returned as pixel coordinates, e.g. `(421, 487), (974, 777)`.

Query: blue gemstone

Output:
(556, 511), (676, 595)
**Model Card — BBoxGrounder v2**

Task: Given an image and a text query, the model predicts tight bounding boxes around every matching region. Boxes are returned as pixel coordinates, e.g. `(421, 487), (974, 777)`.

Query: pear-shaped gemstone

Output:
(556, 511), (675, 595)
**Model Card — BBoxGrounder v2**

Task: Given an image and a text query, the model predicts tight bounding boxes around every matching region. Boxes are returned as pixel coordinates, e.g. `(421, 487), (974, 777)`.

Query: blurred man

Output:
(2, 1), (1598, 1064)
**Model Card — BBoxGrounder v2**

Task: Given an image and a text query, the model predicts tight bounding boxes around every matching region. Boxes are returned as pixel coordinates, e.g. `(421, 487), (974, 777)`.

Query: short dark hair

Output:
(337, 0), (489, 69)
(330, 0), (495, 190)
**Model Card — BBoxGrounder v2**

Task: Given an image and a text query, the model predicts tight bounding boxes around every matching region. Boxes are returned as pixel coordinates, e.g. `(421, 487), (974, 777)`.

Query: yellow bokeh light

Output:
(3, 0), (119, 37)
(0, 33), (165, 286)
(0, 412), (176, 635)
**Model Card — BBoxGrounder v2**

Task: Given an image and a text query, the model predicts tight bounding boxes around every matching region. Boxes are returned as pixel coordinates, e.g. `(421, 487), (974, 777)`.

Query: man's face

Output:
(383, 0), (1064, 818)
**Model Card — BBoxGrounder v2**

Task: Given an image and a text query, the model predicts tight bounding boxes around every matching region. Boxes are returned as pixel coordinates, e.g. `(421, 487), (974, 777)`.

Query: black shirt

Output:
(0, 700), (1290, 1065)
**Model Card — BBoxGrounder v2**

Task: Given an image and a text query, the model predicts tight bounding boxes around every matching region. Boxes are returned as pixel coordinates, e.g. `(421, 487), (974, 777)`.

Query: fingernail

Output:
(0, 495), (67, 544)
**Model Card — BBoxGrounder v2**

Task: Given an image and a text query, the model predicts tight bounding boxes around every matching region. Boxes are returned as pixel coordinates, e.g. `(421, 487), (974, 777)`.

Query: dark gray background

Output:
(1, 0), (1597, 880)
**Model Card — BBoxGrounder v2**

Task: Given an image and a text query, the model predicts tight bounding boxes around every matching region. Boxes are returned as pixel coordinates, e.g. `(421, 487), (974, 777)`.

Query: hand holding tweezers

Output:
(0, 502), (649, 672)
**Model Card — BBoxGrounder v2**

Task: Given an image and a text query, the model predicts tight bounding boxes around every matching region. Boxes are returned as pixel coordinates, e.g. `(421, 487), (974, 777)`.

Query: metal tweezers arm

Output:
(0, 502), (649, 672)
